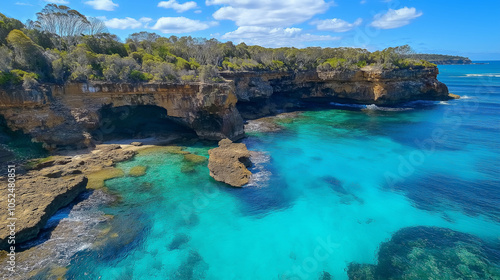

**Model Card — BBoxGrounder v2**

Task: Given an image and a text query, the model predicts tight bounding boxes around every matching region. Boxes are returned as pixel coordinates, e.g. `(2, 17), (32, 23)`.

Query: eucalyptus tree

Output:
(87, 17), (108, 36)
(34, 4), (89, 49)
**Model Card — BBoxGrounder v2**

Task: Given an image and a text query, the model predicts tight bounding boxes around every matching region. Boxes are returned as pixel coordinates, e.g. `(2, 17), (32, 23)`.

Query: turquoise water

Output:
(65, 62), (500, 279)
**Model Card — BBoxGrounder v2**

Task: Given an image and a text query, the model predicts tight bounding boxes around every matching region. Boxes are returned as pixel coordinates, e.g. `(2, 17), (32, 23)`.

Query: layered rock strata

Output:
(0, 67), (450, 149)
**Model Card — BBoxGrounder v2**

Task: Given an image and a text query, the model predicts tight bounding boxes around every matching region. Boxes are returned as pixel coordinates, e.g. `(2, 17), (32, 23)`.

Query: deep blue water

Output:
(56, 62), (500, 279)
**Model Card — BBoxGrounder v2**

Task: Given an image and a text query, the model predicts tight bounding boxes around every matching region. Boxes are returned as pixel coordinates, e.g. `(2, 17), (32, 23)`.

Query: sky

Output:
(2, 0), (500, 60)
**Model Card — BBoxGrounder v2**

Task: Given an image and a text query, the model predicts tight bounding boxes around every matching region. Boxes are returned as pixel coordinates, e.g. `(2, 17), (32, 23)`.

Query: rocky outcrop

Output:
(222, 66), (450, 119)
(0, 175), (87, 249)
(0, 144), (138, 249)
(208, 139), (252, 187)
(0, 66), (450, 149)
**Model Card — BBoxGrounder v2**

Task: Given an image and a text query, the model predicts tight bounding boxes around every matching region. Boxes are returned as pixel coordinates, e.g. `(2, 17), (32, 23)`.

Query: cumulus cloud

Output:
(104, 17), (152, 29)
(370, 7), (422, 29)
(158, 0), (198, 13)
(84, 0), (119, 11)
(221, 26), (340, 47)
(207, 0), (330, 27)
(313, 18), (362, 32)
(151, 17), (215, 33)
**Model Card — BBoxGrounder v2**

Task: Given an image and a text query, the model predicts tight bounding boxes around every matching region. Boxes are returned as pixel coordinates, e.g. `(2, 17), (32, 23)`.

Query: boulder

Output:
(208, 139), (252, 187)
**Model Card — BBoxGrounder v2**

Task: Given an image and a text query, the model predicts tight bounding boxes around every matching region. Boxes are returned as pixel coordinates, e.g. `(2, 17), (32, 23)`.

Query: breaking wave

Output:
(329, 102), (413, 111)
(465, 73), (500, 77)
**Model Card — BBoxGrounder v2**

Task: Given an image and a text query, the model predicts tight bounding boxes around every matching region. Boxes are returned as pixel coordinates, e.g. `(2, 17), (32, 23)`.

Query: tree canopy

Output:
(0, 5), (442, 89)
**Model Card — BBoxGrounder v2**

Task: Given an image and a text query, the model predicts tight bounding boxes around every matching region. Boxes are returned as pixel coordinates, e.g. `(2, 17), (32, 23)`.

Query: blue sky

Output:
(2, 0), (500, 60)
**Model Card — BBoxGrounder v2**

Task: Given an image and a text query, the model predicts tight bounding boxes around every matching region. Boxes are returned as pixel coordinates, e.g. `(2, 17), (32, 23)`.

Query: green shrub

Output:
(175, 57), (190, 70)
(0, 71), (13, 85)
(181, 75), (196, 82)
(188, 58), (200, 70)
(270, 60), (286, 71)
(130, 70), (153, 82)
(356, 60), (367, 68)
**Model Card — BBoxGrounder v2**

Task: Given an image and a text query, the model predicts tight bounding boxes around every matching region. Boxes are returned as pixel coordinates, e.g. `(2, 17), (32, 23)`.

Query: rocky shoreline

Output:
(0, 138), (196, 252)
(0, 65), (460, 277)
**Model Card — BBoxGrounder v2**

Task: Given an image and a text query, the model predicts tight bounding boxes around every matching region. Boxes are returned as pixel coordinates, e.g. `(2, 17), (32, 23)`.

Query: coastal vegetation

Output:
(404, 53), (472, 64)
(1, 5), (437, 89)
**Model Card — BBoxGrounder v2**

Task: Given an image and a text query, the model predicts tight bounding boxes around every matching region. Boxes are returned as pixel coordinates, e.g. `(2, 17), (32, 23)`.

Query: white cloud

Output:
(105, 17), (144, 29)
(151, 17), (215, 33)
(207, 0), (330, 27)
(370, 7), (422, 29)
(158, 0), (198, 13)
(221, 26), (341, 47)
(313, 18), (362, 32)
(15, 2), (34, 5)
(84, 0), (119, 11)
(43, 0), (69, 4)
(140, 17), (153, 23)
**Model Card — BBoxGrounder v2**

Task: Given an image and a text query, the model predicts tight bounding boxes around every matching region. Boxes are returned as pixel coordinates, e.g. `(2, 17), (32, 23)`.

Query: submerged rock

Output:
(319, 271), (333, 280)
(181, 153), (207, 174)
(347, 226), (500, 280)
(168, 233), (190, 250)
(183, 153), (208, 164)
(129, 166), (147, 177)
(208, 139), (252, 187)
(87, 167), (125, 188)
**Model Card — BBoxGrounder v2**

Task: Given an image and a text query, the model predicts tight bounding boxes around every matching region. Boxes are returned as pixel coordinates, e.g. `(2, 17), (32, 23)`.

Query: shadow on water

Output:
(64, 210), (150, 279)
(319, 176), (364, 205)
(392, 173), (500, 223)
(172, 250), (209, 280)
(221, 151), (296, 218)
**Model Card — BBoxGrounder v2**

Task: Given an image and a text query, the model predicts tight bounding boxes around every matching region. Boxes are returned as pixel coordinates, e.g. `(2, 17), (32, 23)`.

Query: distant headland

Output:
(404, 53), (472, 65)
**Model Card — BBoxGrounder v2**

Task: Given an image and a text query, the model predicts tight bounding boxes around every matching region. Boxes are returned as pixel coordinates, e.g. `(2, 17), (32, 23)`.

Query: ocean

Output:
(26, 62), (500, 279)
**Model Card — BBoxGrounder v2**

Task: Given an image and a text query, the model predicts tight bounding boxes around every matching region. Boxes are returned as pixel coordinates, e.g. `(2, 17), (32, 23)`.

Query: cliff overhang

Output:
(0, 67), (450, 149)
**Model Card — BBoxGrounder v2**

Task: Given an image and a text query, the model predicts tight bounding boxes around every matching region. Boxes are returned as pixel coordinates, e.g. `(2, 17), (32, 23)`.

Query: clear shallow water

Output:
(64, 62), (500, 280)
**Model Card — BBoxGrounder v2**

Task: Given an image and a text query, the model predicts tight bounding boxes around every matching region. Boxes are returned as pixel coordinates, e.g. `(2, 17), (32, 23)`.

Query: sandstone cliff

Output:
(223, 66), (450, 119)
(0, 67), (449, 149)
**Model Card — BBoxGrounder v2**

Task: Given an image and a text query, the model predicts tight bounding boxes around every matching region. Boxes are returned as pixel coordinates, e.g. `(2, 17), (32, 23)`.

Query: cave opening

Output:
(92, 105), (197, 143)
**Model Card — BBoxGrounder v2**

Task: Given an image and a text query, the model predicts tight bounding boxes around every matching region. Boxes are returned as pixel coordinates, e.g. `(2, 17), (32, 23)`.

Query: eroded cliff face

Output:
(222, 66), (450, 119)
(0, 83), (243, 149)
(0, 66), (449, 149)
